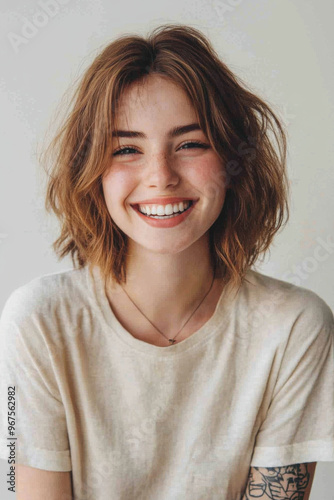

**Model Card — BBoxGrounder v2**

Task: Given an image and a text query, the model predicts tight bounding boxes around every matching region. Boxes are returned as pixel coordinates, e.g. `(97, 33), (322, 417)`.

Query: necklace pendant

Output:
(168, 338), (176, 344)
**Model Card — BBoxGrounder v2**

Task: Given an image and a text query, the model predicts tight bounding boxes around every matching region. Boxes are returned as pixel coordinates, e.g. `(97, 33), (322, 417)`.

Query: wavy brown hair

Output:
(41, 23), (290, 294)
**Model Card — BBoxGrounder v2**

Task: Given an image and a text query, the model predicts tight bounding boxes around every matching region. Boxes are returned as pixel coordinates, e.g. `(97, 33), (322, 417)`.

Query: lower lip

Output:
(131, 201), (197, 228)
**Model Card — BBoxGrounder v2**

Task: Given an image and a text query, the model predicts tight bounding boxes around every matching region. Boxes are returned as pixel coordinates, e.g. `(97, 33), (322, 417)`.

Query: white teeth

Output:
(158, 204), (174, 215)
(138, 201), (191, 215)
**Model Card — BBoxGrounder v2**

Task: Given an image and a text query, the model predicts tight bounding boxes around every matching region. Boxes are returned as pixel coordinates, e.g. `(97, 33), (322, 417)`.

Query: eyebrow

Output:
(111, 123), (201, 139)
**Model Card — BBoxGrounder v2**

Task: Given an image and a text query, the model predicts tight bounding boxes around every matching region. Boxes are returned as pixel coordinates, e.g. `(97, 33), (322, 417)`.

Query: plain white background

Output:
(0, 0), (333, 498)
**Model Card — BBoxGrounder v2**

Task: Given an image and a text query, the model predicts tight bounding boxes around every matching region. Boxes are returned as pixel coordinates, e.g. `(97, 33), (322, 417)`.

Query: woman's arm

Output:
(241, 462), (317, 499)
(15, 464), (73, 500)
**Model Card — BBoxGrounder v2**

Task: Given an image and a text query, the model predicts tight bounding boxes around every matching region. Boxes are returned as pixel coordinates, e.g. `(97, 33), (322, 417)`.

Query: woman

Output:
(0, 24), (333, 500)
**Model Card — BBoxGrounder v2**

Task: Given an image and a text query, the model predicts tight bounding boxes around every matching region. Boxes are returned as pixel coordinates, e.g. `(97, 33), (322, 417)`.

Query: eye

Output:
(112, 146), (140, 156)
(178, 140), (210, 151)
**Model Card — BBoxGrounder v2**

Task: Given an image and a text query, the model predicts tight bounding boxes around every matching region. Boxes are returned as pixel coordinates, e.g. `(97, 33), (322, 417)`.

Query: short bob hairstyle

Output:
(42, 23), (290, 294)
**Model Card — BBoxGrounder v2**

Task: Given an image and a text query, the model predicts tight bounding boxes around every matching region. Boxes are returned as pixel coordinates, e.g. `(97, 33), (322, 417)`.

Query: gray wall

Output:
(0, 0), (333, 498)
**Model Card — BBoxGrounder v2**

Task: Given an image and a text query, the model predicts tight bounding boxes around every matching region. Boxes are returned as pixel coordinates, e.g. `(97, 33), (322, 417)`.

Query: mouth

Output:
(132, 200), (195, 219)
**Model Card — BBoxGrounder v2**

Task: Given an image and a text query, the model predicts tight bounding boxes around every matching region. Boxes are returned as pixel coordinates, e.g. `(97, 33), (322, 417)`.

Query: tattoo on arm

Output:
(243, 464), (312, 499)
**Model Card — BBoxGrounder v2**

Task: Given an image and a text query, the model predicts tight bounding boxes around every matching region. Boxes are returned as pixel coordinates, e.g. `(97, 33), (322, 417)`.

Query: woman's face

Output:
(102, 74), (227, 256)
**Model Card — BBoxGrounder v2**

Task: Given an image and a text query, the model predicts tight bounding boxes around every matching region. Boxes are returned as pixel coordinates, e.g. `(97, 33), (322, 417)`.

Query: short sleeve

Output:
(0, 285), (72, 471)
(250, 291), (334, 467)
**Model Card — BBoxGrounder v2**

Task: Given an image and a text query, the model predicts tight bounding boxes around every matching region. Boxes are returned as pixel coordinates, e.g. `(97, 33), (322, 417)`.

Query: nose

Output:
(143, 152), (180, 189)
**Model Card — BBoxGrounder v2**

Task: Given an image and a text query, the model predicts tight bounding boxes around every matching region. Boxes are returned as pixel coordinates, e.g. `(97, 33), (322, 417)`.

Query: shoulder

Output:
(0, 266), (88, 327)
(241, 268), (334, 336)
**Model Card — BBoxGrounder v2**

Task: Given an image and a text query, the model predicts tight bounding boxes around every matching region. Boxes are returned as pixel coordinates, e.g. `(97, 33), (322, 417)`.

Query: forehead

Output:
(115, 75), (197, 125)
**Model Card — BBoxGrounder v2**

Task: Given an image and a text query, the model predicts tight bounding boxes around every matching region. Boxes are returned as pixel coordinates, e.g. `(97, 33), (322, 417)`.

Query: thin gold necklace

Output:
(120, 265), (216, 346)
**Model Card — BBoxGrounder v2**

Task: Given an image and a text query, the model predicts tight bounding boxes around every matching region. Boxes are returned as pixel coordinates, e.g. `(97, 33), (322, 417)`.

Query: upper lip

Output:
(131, 197), (197, 205)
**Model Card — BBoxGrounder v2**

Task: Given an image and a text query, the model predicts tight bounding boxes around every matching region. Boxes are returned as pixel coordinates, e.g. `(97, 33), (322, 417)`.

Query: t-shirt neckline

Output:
(86, 264), (237, 357)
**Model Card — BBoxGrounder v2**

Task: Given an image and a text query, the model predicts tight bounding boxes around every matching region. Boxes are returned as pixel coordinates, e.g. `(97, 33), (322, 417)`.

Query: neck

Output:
(112, 235), (217, 333)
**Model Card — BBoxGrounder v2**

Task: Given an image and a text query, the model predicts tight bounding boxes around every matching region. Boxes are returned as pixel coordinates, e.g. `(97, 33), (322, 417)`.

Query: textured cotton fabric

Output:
(0, 265), (333, 500)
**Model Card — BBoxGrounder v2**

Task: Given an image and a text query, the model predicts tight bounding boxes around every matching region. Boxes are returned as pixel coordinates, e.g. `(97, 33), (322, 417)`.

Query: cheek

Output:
(194, 159), (227, 202)
(102, 168), (137, 207)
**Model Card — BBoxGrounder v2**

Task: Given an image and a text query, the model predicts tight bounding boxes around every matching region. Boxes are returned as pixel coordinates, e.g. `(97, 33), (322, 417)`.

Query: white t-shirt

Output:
(0, 265), (333, 500)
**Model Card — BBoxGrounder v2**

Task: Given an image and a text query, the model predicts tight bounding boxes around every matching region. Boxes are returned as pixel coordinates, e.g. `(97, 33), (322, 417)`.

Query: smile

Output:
(131, 200), (197, 228)
(138, 200), (193, 218)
